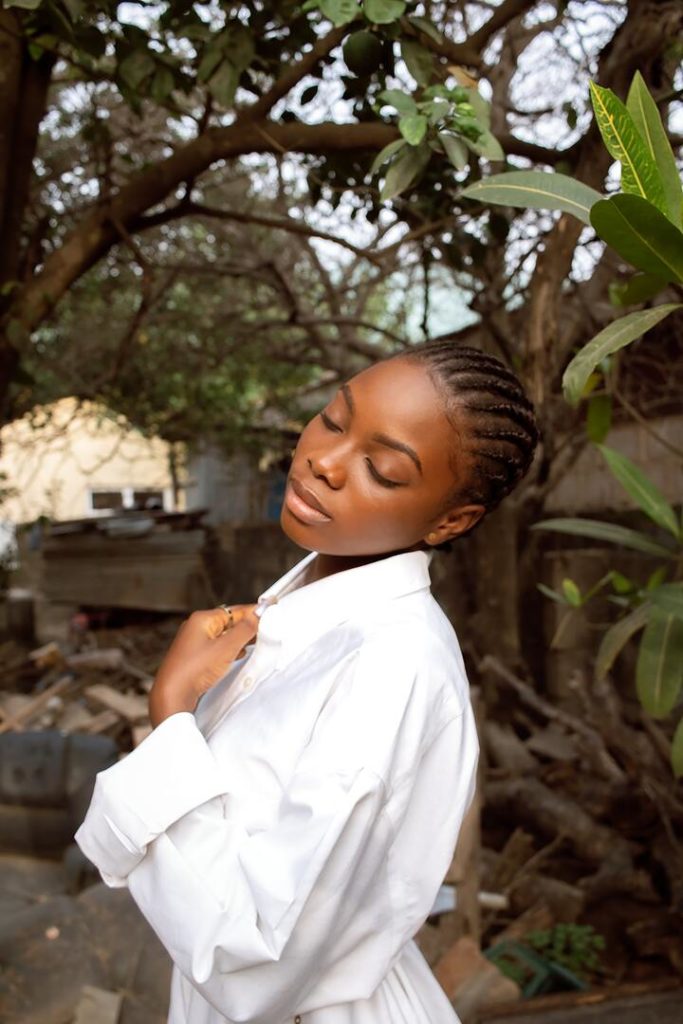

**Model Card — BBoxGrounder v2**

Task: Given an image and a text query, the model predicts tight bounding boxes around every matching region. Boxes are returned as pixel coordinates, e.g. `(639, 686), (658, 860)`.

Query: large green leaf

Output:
(636, 610), (683, 718)
(363, 0), (406, 24)
(399, 114), (427, 146)
(589, 81), (668, 215)
(651, 583), (683, 620)
(369, 138), (406, 174)
(596, 601), (650, 681)
(597, 445), (680, 538)
(590, 195), (683, 284)
(465, 130), (504, 161)
(562, 303), (680, 405)
(440, 133), (468, 171)
(401, 40), (435, 86)
(320, 0), (359, 26)
(380, 144), (430, 200)
(672, 718), (683, 778)
(461, 172), (602, 226)
(532, 518), (676, 559)
(377, 89), (417, 115)
(627, 71), (683, 228)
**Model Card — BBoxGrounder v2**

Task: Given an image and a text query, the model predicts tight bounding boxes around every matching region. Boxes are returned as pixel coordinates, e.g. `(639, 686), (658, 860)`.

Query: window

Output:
(88, 488), (166, 514)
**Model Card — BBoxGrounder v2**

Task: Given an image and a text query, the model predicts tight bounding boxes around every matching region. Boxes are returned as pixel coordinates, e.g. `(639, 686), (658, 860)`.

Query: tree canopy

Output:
(1, 0), (681, 461)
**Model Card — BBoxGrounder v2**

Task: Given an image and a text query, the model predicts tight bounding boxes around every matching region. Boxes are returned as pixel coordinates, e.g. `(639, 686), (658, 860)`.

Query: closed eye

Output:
(320, 410), (342, 432)
(320, 410), (404, 488)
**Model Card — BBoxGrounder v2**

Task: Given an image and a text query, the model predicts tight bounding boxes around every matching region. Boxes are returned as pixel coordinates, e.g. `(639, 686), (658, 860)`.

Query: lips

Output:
(285, 477), (332, 524)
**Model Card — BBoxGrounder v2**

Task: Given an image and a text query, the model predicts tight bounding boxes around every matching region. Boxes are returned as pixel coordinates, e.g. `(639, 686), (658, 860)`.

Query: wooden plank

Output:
(0, 675), (74, 735)
(84, 684), (148, 723)
(72, 985), (122, 1024)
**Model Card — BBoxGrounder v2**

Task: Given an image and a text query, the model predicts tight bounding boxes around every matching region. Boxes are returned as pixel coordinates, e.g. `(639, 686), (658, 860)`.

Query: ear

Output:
(424, 504), (486, 546)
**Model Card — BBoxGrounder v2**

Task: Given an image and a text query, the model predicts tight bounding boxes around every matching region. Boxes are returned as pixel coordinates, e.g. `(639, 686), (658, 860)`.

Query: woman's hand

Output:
(149, 604), (259, 728)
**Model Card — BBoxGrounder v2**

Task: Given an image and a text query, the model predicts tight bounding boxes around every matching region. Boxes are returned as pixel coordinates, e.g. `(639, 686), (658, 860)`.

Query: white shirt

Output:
(75, 548), (479, 1024)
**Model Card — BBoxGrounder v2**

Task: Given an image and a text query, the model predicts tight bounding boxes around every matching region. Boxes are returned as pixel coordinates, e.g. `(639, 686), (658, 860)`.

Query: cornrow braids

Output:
(403, 340), (540, 516)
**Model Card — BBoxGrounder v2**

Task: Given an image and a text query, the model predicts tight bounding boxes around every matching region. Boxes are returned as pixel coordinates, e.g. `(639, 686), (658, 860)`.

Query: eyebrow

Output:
(339, 383), (423, 475)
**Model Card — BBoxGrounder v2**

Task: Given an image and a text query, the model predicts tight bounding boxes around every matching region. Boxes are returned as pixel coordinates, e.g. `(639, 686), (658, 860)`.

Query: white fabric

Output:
(75, 548), (479, 1024)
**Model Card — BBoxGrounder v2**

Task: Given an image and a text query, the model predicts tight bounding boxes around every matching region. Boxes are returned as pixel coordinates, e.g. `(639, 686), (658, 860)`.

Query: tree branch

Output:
(238, 25), (347, 121)
(8, 119), (399, 335)
(138, 200), (382, 264)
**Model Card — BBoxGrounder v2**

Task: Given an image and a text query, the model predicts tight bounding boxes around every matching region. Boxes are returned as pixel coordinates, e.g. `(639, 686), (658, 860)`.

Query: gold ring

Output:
(219, 604), (234, 632)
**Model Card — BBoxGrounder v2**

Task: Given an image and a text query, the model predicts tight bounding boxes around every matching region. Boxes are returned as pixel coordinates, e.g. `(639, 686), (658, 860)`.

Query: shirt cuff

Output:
(74, 712), (228, 883)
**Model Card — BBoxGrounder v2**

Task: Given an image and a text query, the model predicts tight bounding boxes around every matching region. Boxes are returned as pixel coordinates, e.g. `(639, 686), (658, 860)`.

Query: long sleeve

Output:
(75, 712), (397, 1024)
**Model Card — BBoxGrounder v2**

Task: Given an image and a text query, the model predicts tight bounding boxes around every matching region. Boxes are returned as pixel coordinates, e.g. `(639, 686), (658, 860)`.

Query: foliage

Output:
(525, 925), (606, 981)
(534, 442), (683, 775)
(462, 72), (683, 405)
(464, 69), (683, 775)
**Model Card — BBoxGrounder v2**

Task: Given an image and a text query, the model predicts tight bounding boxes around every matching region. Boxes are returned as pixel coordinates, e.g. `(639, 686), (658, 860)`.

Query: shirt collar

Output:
(254, 548), (434, 666)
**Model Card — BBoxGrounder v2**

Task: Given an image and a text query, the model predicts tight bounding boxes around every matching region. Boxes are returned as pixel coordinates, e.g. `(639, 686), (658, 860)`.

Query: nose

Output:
(307, 450), (346, 490)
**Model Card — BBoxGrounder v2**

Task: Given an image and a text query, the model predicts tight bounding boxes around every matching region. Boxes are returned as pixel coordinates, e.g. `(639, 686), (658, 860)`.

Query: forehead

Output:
(341, 356), (460, 459)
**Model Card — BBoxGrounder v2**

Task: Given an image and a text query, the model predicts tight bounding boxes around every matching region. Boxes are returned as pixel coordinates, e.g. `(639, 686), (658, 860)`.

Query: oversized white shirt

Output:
(75, 548), (479, 1024)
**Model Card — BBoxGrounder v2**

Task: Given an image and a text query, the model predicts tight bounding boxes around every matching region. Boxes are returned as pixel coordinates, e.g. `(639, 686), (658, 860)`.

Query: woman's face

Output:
(280, 356), (485, 556)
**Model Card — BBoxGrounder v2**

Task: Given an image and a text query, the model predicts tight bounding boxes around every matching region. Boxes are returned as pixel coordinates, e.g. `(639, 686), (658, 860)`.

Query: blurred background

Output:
(0, 1), (682, 1022)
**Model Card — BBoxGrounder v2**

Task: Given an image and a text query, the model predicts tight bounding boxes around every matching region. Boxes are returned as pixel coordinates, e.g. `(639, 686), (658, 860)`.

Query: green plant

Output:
(533, 442), (683, 777)
(462, 71), (683, 776)
(525, 924), (606, 981)
(461, 72), (683, 405)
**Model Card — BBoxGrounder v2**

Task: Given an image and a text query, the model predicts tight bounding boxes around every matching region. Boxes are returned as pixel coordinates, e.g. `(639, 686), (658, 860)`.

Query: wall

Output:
(0, 398), (184, 525)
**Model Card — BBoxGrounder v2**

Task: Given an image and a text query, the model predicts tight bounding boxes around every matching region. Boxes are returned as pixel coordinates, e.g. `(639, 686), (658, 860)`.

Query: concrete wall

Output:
(546, 413), (682, 514)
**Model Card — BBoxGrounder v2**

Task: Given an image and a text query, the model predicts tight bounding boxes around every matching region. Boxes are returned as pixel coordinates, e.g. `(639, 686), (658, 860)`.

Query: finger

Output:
(212, 615), (259, 661)
(209, 603), (259, 639)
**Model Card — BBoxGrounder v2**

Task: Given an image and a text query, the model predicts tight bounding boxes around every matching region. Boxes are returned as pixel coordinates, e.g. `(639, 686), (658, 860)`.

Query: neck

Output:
(303, 544), (426, 584)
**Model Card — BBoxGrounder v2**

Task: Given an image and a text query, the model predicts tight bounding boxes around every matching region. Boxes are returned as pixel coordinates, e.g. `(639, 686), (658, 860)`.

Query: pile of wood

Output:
(0, 619), (180, 748)
(475, 655), (683, 987)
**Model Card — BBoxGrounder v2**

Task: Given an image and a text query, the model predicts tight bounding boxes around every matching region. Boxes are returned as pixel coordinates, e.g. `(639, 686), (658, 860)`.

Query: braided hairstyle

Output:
(403, 341), (539, 524)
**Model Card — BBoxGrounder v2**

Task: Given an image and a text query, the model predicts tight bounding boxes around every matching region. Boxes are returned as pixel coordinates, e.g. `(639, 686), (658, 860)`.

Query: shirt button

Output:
(294, 1017), (302, 1023)
(242, 676), (254, 690)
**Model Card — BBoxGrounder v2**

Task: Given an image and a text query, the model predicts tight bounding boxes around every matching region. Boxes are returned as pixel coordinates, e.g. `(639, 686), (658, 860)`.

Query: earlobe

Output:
(426, 504), (486, 545)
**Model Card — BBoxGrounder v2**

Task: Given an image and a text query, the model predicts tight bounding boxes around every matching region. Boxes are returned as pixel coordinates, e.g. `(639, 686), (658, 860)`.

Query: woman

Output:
(75, 341), (538, 1024)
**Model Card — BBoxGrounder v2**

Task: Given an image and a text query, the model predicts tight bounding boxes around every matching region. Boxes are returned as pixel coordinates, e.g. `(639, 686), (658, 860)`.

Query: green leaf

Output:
(465, 87), (491, 130)
(532, 518), (676, 559)
(118, 51), (156, 90)
(407, 15), (443, 43)
(197, 45), (223, 83)
(596, 601), (650, 681)
(562, 578), (582, 607)
(537, 583), (569, 606)
(589, 81), (668, 215)
(320, 0), (359, 26)
(590, 194), (683, 284)
(597, 444), (679, 538)
(369, 138), (406, 174)
(627, 71), (683, 228)
(207, 60), (239, 107)
(300, 83), (320, 105)
(401, 40), (434, 86)
(398, 113), (427, 146)
(586, 394), (612, 443)
(610, 273), (669, 308)
(461, 171), (603, 227)
(377, 89), (417, 115)
(220, 24), (255, 72)
(4, 0), (42, 8)
(672, 718), (683, 778)
(651, 584), (683, 620)
(465, 129), (504, 161)
(363, 0), (405, 24)
(562, 304), (681, 405)
(440, 133), (468, 171)
(636, 610), (683, 718)
(150, 66), (175, 103)
(380, 143), (430, 200)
